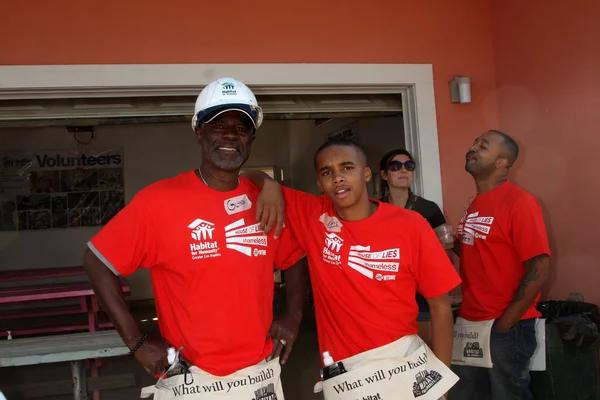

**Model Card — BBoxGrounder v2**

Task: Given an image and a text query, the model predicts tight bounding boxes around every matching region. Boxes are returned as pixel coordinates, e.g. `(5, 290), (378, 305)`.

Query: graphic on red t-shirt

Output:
(457, 182), (551, 321)
(88, 171), (304, 376)
(281, 187), (461, 363)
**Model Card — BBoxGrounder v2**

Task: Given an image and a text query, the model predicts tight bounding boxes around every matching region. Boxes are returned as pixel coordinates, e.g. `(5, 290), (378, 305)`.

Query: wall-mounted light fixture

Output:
(449, 76), (472, 104)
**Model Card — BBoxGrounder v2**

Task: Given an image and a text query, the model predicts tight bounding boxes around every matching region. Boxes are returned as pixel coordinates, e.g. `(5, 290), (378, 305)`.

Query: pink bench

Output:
(0, 266), (132, 400)
(0, 280), (130, 337)
(0, 276), (130, 337)
(0, 266), (87, 283)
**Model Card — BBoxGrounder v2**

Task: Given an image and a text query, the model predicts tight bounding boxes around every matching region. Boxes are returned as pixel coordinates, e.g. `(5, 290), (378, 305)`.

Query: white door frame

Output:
(0, 63), (443, 207)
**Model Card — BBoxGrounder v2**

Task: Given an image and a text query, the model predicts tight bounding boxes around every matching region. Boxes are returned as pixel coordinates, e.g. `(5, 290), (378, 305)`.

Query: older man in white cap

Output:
(83, 77), (308, 398)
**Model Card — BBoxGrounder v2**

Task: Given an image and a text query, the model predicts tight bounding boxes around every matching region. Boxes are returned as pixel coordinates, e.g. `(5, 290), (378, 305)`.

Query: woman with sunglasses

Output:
(379, 149), (448, 347)
(379, 149), (446, 228)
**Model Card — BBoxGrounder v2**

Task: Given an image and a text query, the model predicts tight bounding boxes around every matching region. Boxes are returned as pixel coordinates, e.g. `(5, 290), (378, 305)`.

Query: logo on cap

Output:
(221, 81), (237, 95)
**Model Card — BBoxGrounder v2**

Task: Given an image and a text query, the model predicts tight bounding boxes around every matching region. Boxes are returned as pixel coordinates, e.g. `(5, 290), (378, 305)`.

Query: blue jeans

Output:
(448, 318), (538, 400)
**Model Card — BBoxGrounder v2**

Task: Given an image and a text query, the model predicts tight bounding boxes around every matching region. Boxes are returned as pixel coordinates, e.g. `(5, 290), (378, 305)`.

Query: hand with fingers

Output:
(256, 179), (286, 239)
(265, 313), (301, 365)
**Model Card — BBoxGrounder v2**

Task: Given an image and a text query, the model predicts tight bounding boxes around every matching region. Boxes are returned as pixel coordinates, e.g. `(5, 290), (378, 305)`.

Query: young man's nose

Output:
(333, 172), (345, 184)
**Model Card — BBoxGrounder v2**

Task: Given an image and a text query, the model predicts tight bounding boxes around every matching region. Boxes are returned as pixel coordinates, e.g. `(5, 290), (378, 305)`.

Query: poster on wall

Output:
(325, 121), (359, 143)
(0, 149), (125, 232)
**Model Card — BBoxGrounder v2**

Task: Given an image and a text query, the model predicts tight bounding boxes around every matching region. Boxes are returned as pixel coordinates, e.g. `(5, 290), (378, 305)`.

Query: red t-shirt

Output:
(282, 187), (461, 363)
(457, 182), (550, 321)
(88, 171), (304, 376)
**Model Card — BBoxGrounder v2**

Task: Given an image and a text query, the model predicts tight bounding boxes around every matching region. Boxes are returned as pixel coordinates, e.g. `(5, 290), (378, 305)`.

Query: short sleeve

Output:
(413, 216), (462, 298)
(87, 192), (158, 277)
(510, 194), (551, 262)
(273, 225), (305, 270)
(281, 186), (325, 233)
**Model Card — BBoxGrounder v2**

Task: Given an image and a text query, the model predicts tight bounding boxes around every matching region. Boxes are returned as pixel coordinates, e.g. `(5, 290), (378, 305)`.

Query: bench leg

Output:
(92, 360), (101, 400)
(71, 360), (88, 400)
(87, 296), (102, 400)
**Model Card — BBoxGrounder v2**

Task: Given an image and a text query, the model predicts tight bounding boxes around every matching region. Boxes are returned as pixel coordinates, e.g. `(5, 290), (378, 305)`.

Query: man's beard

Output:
(465, 160), (495, 176)
(465, 161), (476, 173)
(206, 148), (246, 171)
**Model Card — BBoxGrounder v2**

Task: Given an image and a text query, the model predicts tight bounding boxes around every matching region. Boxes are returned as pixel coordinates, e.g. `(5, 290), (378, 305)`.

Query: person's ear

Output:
(496, 157), (509, 169)
(194, 126), (203, 143)
(364, 167), (372, 182)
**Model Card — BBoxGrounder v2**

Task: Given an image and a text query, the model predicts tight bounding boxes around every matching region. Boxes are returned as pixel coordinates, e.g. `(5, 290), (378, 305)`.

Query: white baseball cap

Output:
(191, 77), (263, 131)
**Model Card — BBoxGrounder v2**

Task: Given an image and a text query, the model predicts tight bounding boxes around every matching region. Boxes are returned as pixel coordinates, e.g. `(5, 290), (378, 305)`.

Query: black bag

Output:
(537, 300), (600, 349)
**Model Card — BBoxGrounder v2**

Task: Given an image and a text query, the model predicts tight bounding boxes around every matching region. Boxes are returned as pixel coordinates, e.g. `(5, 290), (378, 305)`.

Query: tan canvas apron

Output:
(313, 335), (459, 400)
(451, 317), (494, 368)
(140, 357), (284, 400)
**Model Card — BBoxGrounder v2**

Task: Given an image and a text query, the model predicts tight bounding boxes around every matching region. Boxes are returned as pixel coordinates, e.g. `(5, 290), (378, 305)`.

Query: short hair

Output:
(489, 130), (519, 166)
(313, 138), (368, 169)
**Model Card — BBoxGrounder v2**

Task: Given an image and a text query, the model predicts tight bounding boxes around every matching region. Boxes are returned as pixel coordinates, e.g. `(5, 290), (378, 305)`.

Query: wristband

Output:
(129, 333), (148, 356)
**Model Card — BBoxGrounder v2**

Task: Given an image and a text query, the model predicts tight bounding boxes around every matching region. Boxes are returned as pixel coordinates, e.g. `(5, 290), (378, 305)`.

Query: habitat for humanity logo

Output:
(221, 81), (237, 95)
(225, 218), (267, 257)
(189, 219), (215, 240)
(188, 219), (220, 260)
(322, 232), (343, 267)
(1, 156), (30, 169)
(325, 232), (344, 252)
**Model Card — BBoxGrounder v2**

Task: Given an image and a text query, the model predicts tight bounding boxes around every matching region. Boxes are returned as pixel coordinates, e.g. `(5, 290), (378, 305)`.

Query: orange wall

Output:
(490, 1), (600, 305)
(0, 0), (500, 231)
(2, 0), (597, 303)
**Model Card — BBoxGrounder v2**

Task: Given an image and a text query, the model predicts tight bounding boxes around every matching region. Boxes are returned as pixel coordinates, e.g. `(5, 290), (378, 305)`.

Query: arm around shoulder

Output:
(245, 169), (325, 237)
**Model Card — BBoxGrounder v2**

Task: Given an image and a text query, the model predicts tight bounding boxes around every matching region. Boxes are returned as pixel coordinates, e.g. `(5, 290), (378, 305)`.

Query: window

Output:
(240, 166), (283, 183)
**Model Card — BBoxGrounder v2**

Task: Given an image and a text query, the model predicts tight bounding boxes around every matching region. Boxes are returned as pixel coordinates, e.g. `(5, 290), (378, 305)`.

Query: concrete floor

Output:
(0, 300), (324, 400)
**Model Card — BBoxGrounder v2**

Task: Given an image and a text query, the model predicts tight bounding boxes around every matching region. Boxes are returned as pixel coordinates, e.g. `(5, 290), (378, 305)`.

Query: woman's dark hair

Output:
(378, 148), (416, 201)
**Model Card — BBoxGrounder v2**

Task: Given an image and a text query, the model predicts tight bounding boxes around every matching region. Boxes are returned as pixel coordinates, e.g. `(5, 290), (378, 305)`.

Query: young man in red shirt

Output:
(247, 139), (461, 397)
(448, 130), (551, 400)
(82, 78), (308, 387)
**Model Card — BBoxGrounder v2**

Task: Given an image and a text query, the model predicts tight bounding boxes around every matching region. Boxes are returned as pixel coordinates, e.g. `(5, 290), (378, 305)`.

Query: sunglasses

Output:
(387, 160), (416, 172)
